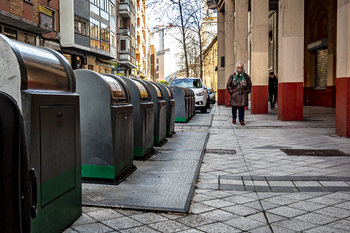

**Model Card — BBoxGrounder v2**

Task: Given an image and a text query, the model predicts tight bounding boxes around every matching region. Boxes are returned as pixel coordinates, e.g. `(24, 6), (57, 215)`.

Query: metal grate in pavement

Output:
(280, 149), (349, 156)
(82, 131), (209, 213)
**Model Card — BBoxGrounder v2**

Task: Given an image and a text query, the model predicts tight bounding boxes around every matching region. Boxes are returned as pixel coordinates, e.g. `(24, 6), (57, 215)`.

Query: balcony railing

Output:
(119, 27), (131, 38)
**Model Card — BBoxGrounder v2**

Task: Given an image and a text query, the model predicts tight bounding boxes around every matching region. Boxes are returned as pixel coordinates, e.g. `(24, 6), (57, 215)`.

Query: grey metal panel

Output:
(157, 83), (175, 136)
(74, 34), (90, 48)
(74, 0), (90, 20)
(111, 106), (134, 174)
(40, 105), (76, 206)
(74, 70), (114, 166)
(170, 86), (187, 120)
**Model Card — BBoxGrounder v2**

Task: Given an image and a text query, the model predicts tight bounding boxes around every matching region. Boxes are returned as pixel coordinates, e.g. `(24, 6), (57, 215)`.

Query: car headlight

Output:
(196, 91), (205, 96)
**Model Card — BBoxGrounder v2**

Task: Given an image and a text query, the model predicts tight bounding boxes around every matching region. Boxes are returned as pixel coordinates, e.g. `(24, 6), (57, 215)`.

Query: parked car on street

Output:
(169, 78), (208, 113)
(206, 87), (216, 104)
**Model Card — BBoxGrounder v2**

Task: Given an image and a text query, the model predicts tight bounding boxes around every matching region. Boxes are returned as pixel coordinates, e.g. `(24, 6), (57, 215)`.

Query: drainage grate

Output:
(205, 149), (236, 155)
(280, 149), (349, 156)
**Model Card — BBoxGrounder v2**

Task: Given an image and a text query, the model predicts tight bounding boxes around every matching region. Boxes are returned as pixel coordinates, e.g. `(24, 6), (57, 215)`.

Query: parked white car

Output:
(169, 78), (208, 113)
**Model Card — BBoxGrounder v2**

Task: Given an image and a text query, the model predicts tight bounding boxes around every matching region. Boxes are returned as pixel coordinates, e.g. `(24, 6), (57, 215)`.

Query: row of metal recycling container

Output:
(0, 34), (195, 233)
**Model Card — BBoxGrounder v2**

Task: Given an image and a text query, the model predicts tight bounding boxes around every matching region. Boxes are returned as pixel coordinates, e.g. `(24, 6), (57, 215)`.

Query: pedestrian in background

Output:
(226, 62), (252, 125)
(268, 72), (278, 109)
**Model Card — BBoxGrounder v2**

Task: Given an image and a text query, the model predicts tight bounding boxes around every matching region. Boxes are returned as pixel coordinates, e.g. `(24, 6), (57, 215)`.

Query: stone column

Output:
(217, 10), (226, 105)
(235, 0), (248, 66)
(278, 0), (304, 121)
(224, 0), (235, 107)
(336, 0), (350, 137)
(251, 0), (269, 114)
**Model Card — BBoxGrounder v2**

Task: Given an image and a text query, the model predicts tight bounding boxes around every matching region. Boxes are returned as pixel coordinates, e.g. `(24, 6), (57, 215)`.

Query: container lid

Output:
(151, 83), (162, 98)
(101, 75), (126, 99)
(132, 80), (148, 98)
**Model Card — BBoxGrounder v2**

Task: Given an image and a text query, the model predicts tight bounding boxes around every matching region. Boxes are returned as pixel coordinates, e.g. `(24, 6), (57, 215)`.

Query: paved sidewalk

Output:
(65, 104), (350, 233)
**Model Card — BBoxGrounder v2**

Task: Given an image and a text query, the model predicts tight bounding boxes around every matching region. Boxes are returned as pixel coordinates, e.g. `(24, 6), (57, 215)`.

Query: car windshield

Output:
(170, 79), (203, 88)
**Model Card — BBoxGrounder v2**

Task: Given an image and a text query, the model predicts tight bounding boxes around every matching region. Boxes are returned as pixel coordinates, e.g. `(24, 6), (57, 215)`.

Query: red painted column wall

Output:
(217, 89), (226, 105)
(278, 82), (304, 121)
(336, 77), (350, 137)
(251, 86), (268, 114)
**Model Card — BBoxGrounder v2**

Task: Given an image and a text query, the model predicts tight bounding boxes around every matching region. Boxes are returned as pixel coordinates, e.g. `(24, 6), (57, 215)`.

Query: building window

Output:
(90, 17), (100, 39)
(100, 22), (110, 43)
(110, 2), (116, 18)
(156, 66), (159, 71)
(121, 40), (126, 51)
(88, 65), (94, 70)
(156, 73), (159, 80)
(90, 39), (100, 49)
(4, 27), (17, 39)
(75, 18), (89, 36)
(156, 58), (159, 64)
(111, 32), (116, 47)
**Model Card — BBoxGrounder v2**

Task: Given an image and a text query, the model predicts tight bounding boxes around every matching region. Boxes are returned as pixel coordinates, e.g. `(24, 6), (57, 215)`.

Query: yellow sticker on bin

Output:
(133, 80), (148, 98)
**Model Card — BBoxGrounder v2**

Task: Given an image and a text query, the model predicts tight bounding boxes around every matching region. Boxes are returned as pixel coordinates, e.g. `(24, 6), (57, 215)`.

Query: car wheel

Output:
(201, 106), (207, 113)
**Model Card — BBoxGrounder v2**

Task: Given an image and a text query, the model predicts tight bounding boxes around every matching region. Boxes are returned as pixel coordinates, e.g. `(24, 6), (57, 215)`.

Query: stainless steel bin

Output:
(74, 69), (136, 184)
(143, 80), (167, 146)
(106, 75), (155, 160)
(0, 34), (81, 233)
(154, 83), (175, 137)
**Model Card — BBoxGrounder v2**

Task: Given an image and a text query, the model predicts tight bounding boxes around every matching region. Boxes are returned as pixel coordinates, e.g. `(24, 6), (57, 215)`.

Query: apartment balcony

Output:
(119, 0), (131, 18)
(119, 27), (131, 38)
(207, 0), (218, 9)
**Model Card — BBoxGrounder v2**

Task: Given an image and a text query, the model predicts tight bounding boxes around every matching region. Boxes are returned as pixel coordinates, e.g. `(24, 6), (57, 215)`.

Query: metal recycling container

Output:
(143, 81), (167, 146)
(0, 92), (33, 233)
(154, 83), (175, 137)
(0, 34), (81, 233)
(170, 86), (188, 123)
(106, 75), (155, 160)
(74, 69), (136, 184)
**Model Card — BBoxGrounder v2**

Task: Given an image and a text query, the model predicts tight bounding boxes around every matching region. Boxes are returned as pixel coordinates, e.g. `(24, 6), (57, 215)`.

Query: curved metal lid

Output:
(100, 75), (127, 100)
(0, 33), (75, 92)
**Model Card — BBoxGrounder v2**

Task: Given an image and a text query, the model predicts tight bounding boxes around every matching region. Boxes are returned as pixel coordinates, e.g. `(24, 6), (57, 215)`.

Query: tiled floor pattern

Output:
(64, 105), (350, 232)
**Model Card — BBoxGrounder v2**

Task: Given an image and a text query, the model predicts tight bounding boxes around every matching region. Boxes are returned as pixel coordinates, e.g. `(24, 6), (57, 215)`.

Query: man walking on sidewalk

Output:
(226, 62), (252, 125)
(268, 72), (278, 110)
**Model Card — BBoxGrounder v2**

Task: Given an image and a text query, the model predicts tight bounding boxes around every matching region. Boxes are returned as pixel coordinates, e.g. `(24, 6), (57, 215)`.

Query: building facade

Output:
(208, 0), (350, 137)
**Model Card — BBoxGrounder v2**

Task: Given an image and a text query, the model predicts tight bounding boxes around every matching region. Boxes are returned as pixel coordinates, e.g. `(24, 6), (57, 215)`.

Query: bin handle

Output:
(29, 168), (37, 218)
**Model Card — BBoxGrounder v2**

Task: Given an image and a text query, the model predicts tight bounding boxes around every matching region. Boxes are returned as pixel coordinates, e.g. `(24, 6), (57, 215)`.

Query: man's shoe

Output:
(240, 121), (245, 125)
(232, 119), (236, 124)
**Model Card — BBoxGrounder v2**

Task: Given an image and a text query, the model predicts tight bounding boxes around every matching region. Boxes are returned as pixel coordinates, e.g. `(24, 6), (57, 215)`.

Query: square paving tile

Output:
(119, 226), (160, 233)
(265, 213), (288, 223)
(271, 219), (317, 232)
(220, 184), (245, 191)
(303, 225), (349, 233)
(293, 181), (322, 187)
(223, 216), (266, 231)
(298, 186), (329, 192)
(287, 200), (327, 212)
(102, 217), (143, 231)
(327, 219), (350, 231)
(270, 186), (299, 192)
(223, 195), (257, 204)
(264, 196), (299, 205)
(220, 179), (244, 185)
(191, 193), (215, 202)
(71, 223), (113, 233)
(308, 196), (345, 205)
(189, 203), (216, 214)
(266, 206), (307, 218)
(71, 213), (97, 226)
(129, 213), (168, 224)
(196, 222), (241, 233)
(148, 220), (190, 232)
(176, 215), (217, 227)
(86, 209), (123, 221)
(334, 201), (350, 210)
(319, 181), (350, 187)
(201, 199), (235, 208)
(200, 209), (239, 221)
(294, 212), (339, 225)
(222, 204), (260, 216)
(315, 206), (350, 218)
(325, 186), (350, 192)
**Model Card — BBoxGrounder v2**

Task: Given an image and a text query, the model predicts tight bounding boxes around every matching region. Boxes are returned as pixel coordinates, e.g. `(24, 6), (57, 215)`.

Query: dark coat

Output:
(268, 76), (278, 93)
(226, 73), (252, 107)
